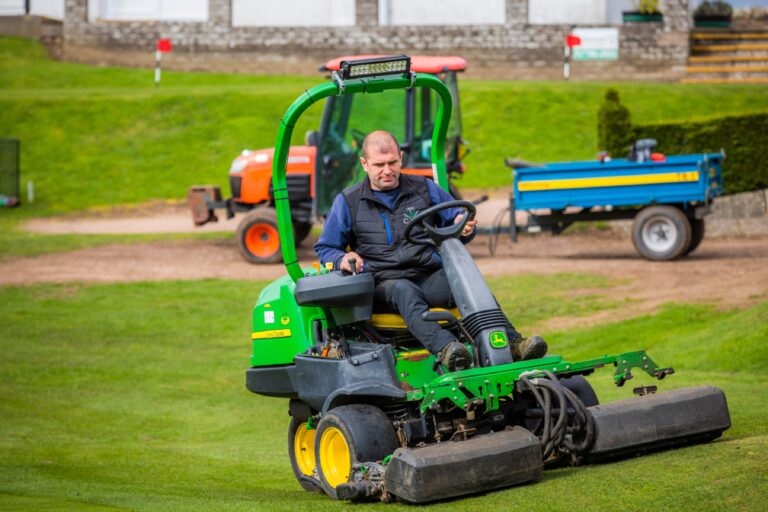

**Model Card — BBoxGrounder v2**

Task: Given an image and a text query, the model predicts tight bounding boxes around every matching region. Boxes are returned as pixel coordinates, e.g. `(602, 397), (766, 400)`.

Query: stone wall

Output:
(61, 0), (691, 80)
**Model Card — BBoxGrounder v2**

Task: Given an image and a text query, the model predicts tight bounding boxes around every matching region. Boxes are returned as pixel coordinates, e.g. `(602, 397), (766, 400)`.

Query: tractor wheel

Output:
(236, 208), (282, 264)
(314, 404), (399, 499)
(293, 221), (313, 246)
(684, 217), (705, 256)
(631, 206), (692, 261)
(558, 375), (599, 407)
(288, 417), (323, 493)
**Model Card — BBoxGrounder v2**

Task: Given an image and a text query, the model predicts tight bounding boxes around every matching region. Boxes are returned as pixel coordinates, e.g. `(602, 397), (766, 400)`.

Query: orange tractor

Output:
(188, 55), (469, 263)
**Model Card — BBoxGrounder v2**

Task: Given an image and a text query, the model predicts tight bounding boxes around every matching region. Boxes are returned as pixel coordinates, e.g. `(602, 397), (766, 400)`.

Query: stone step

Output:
(686, 64), (768, 73)
(688, 54), (768, 63)
(691, 32), (768, 41)
(681, 76), (768, 84)
(692, 42), (768, 52)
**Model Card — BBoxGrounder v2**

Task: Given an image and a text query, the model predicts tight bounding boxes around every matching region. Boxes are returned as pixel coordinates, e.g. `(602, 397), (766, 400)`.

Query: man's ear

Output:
(359, 156), (367, 169)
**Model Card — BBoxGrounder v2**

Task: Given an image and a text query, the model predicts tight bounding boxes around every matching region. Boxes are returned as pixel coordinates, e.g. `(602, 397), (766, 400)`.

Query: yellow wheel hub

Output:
(293, 422), (316, 476)
(319, 426), (351, 488)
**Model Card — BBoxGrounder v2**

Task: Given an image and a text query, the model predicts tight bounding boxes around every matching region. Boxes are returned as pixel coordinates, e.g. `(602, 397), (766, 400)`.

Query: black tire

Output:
(631, 206), (692, 261)
(314, 404), (399, 499)
(684, 217), (705, 255)
(448, 182), (462, 200)
(558, 375), (599, 407)
(293, 221), (313, 246)
(235, 207), (282, 264)
(288, 417), (324, 493)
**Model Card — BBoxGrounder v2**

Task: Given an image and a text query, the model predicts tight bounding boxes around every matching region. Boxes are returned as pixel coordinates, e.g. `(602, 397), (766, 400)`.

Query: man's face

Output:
(360, 143), (402, 191)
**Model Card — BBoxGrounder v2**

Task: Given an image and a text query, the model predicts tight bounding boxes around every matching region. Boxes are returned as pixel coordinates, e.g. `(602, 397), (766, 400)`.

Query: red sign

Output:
(156, 39), (173, 53)
(565, 35), (582, 48)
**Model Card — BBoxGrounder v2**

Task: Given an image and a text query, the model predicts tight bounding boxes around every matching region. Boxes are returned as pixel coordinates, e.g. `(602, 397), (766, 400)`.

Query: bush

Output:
(694, 1), (733, 18)
(632, 112), (768, 194)
(597, 88), (633, 156)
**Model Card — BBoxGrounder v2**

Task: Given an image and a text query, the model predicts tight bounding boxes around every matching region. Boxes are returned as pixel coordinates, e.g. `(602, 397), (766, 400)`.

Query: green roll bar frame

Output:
(271, 71), (453, 282)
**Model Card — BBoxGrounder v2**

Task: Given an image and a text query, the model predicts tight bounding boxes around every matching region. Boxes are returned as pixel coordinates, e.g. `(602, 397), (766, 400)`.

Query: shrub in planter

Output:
(623, 0), (663, 22)
(694, 1), (733, 27)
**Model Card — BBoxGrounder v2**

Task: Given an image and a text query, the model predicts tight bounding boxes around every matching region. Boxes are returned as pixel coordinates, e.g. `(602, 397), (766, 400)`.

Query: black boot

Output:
(438, 341), (472, 372)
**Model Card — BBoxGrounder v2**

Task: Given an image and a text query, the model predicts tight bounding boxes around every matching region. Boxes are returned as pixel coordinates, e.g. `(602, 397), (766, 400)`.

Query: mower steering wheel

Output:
(404, 200), (476, 247)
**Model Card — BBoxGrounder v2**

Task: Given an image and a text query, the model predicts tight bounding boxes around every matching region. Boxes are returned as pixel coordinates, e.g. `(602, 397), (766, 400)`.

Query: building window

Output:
(232, 0), (356, 27)
(529, 0), (613, 25)
(378, 0), (505, 26)
(97, 0), (208, 22)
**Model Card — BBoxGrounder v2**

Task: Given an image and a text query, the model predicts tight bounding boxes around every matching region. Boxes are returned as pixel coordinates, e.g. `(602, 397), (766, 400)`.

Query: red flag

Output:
(156, 39), (173, 53)
(565, 35), (582, 48)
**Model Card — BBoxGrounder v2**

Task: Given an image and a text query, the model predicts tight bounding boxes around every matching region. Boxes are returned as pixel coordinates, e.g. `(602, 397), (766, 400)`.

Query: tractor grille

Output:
(229, 175), (242, 199)
(462, 309), (509, 340)
(269, 174), (311, 202)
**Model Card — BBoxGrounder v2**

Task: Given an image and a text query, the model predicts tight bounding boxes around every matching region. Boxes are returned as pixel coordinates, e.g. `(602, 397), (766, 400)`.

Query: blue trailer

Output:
(502, 150), (724, 260)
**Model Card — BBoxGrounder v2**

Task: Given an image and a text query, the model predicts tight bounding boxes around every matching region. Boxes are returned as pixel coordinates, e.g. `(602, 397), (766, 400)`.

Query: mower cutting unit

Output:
(245, 55), (731, 503)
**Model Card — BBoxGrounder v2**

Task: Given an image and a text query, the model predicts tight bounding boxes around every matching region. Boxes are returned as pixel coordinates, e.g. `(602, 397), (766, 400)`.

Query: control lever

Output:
(348, 257), (357, 275)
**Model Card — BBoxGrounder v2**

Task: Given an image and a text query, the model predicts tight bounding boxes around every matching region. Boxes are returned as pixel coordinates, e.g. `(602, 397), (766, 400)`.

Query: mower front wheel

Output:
(236, 208), (282, 264)
(288, 417), (323, 493)
(314, 404), (399, 499)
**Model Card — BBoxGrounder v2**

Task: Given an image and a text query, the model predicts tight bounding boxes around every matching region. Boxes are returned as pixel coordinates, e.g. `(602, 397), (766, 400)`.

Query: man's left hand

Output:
(454, 214), (478, 237)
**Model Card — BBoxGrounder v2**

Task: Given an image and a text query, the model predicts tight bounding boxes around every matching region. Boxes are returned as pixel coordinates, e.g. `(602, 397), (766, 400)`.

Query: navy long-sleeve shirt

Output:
(314, 179), (473, 270)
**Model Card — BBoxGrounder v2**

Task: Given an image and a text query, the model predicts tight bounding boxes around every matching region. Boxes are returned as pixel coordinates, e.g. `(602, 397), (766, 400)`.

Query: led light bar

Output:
(339, 55), (411, 80)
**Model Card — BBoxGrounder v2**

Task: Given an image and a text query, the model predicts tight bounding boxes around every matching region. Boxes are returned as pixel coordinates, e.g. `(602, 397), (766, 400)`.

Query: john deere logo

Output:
(490, 331), (508, 348)
(403, 206), (419, 224)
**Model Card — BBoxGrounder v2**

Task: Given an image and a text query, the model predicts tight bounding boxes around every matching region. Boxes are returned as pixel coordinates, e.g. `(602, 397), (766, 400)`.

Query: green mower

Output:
(245, 55), (731, 503)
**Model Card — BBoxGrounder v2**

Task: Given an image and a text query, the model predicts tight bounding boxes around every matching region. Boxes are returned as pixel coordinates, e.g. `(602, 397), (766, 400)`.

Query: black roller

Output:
(384, 427), (542, 503)
(587, 385), (731, 460)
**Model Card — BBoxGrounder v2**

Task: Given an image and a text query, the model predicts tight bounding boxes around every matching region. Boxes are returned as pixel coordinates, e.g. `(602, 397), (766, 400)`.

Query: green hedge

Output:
(597, 90), (768, 194)
(632, 112), (768, 194)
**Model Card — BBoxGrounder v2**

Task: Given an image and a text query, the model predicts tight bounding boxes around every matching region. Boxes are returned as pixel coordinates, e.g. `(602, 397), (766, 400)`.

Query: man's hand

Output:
(340, 252), (364, 273)
(454, 214), (478, 237)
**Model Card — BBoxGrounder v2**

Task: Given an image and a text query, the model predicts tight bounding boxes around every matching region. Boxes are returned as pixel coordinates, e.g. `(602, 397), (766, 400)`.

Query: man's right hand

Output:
(340, 252), (363, 273)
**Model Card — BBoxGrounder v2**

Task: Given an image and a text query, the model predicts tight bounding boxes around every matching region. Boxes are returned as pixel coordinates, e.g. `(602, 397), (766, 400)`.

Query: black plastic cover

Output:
(295, 271), (374, 324)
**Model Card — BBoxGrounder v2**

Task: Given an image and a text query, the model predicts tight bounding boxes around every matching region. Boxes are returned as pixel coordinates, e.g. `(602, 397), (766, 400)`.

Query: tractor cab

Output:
(313, 55), (467, 214)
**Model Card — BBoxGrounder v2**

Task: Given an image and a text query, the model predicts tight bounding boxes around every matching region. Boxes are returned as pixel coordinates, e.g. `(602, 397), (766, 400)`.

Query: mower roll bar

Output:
(272, 70), (454, 282)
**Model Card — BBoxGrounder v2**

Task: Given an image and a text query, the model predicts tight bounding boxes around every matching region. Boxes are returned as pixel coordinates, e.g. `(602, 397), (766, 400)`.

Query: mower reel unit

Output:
(245, 55), (731, 503)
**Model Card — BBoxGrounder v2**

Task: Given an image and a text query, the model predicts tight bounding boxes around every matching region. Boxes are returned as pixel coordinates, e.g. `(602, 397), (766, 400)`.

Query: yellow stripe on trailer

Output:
(517, 171), (699, 192)
(252, 329), (292, 339)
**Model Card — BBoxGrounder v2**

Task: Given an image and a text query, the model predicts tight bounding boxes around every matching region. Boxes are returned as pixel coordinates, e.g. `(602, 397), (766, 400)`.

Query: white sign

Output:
(572, 28), (619, 61)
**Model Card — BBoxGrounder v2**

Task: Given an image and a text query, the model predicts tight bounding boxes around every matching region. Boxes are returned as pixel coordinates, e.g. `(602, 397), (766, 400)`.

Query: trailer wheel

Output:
(236, 208), (282, 264)
(293, 221), (313, 246)
(684, 217), (705, 256)
(315, 404), (399, 499)
(288, 417), (323, 493)
(632, 206), (692, 261)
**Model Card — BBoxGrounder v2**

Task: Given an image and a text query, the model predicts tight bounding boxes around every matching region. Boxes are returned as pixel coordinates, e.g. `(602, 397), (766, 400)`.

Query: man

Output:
(315, 130), (546, 371)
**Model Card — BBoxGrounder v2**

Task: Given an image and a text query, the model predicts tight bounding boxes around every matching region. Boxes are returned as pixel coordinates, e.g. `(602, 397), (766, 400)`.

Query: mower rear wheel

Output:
(559, 375), (599, 407)
(236, 208), (282, 264)
(314, 404), (399, 499)
(293, 221), (313, 246)
(288, 417), (323, 493)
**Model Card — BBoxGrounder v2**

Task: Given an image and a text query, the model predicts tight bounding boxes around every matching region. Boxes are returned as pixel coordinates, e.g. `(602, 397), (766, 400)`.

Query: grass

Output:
(0, 278), (766, 511)
(2, 36), (768, 216)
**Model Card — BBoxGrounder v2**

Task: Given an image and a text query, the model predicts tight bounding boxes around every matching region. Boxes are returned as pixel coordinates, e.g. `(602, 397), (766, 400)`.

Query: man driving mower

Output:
(315, 130), (547, 371)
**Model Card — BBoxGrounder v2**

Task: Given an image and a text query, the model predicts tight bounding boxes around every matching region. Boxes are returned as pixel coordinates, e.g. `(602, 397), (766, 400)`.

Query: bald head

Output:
(359, 130), (403, 191)
(361, 130), (400, 160)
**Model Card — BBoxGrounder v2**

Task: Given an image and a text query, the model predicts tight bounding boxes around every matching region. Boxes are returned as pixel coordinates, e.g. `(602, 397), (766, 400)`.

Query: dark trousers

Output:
(374, 269), (521, 355)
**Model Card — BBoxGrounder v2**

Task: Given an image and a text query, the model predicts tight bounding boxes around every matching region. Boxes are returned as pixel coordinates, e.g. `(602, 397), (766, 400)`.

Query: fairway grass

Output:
(1, 279), (766, 511)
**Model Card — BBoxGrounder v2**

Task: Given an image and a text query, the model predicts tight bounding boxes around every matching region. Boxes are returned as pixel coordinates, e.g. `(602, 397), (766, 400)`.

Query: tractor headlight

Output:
(229, 158), (247, 175)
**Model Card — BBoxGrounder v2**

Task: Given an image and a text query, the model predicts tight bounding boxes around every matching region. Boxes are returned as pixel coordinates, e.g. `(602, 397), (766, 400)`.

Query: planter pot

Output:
(694, 15), (732, 28)
(622, 10), (663, 22)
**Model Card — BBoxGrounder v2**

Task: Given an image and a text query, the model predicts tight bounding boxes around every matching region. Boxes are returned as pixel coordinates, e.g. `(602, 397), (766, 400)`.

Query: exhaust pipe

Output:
(587, 386), (731, 460)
